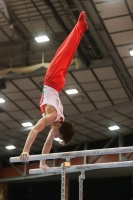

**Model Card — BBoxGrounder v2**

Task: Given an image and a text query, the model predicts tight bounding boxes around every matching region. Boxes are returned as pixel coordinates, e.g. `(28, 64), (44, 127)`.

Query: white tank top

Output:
(41, 85), (65, 122)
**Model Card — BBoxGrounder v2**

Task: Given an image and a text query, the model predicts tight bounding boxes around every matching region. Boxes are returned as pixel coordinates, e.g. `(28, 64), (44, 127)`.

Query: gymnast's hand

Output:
(39, 162), (49, 171)
(20, 152), (29, 162)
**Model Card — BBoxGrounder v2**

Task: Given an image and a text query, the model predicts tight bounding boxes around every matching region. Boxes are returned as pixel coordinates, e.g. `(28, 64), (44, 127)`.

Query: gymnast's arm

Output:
(39, 129), (55, 169)
(20, 110), (57, 162)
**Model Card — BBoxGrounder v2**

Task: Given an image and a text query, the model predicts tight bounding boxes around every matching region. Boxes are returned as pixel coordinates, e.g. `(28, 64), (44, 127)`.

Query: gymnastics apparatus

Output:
(10, 146), (133, 200)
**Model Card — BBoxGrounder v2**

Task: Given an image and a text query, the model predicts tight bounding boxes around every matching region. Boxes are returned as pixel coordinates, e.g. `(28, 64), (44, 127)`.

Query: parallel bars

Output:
(9, 146), (133, 200)
(10, 146), (133, 163)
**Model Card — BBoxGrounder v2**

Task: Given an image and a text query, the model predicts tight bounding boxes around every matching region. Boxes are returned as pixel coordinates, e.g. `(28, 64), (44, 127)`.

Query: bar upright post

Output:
(79, 170), (85, 200)
(61, 162), (70, 200)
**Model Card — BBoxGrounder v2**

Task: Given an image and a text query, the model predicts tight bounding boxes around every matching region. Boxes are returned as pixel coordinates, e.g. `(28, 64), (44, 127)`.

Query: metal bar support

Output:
(61, 163), (66, 200)
(79, 171), (85, 200)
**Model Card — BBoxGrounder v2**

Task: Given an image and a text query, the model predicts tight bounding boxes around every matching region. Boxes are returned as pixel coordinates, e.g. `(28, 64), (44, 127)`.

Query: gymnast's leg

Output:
(44, 11), (88, 92)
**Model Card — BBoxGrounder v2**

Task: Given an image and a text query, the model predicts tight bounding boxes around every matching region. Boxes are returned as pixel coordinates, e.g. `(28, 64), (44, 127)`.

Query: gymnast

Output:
(20, 11), (88, 170)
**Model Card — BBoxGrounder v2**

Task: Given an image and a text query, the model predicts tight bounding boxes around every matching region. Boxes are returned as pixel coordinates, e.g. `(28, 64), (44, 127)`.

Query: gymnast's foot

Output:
(78, 11), (86, 21)
(78, 11), (88, 31)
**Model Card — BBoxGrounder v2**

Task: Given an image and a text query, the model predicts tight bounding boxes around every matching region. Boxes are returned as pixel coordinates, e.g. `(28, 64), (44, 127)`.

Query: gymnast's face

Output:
(53, 131), (62, 139)
(52, 120), (63, 139)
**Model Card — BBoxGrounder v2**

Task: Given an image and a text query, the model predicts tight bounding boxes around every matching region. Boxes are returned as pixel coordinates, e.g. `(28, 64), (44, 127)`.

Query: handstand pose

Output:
(20, 11), (88, 169)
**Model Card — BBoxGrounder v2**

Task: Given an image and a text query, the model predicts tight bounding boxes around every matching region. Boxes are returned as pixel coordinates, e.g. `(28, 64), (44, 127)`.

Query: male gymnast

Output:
(20, 11), (88, 169)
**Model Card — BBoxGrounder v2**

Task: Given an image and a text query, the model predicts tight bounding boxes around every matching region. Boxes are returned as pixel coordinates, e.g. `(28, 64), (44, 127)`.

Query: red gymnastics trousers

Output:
(44, 12), (88, 92)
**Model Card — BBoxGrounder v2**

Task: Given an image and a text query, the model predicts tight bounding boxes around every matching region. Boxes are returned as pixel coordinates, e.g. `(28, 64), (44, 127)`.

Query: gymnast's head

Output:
(52, 118), (75, 145)
(59, 120), (75, 145)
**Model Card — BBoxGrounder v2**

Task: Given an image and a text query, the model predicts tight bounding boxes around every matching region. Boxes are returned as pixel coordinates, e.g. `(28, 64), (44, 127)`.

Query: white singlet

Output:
(40, 85), (65, 122)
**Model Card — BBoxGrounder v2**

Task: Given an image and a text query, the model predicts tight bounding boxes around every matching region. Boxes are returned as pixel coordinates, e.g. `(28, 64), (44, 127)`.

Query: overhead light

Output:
(0, 98), (5, 103)
(129, 49), (133, 56)
(54, 138), (63, 142)
(35, 35), (49, 43)
(6, 145), (15, 150)
(66, 89), (78, 94)
(22, 122), (33, 127)
(108, 125), (120, 131)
